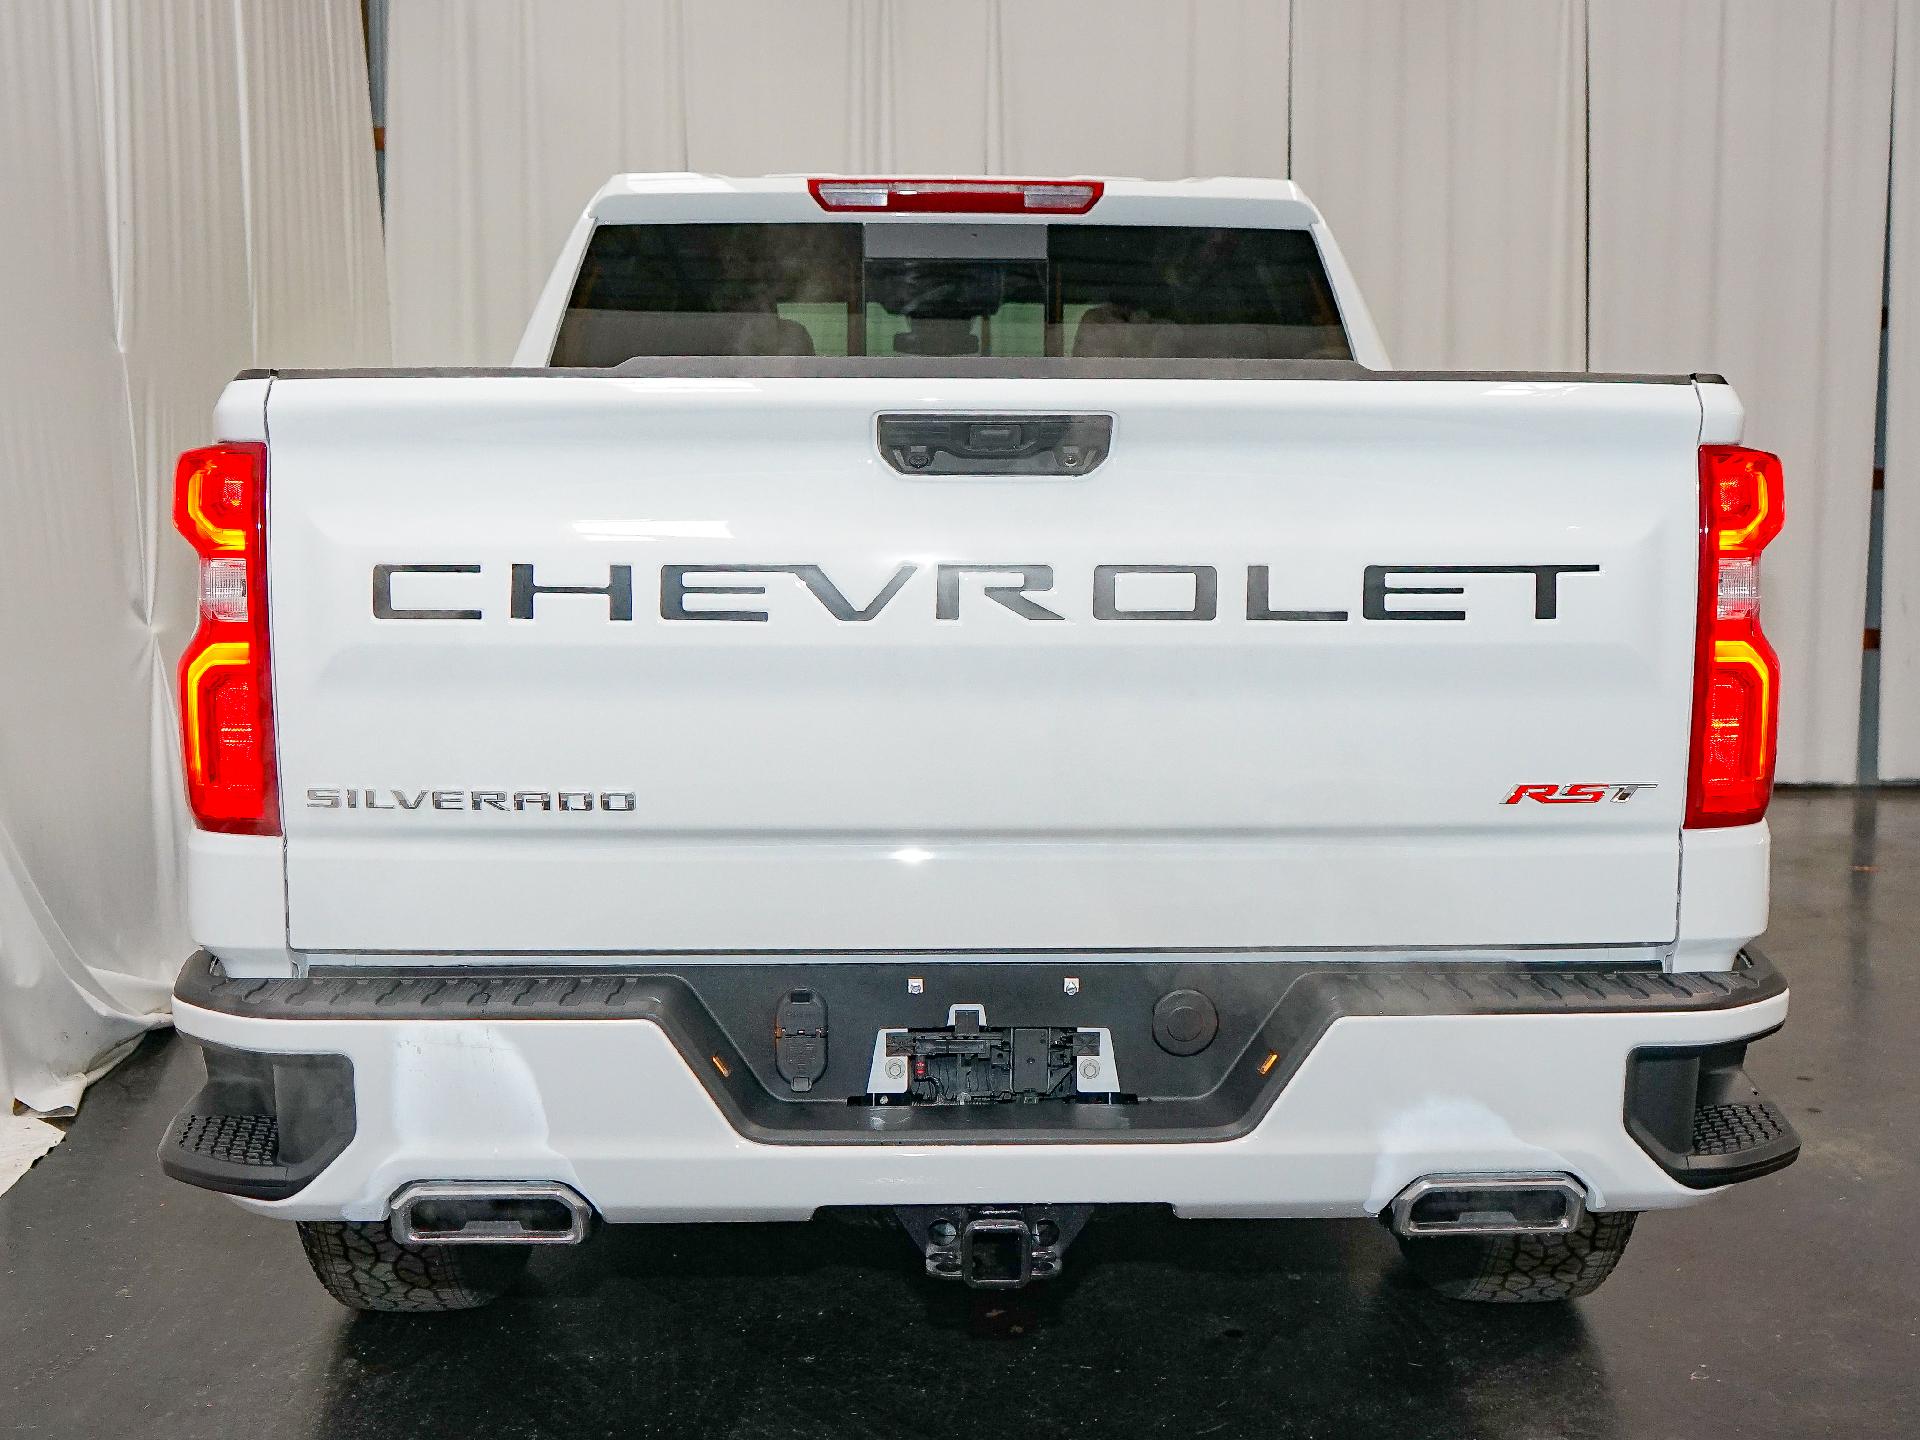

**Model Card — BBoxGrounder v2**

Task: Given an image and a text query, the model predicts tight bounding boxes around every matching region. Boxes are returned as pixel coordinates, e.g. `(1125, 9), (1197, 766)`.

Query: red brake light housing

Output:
(175, 442), (277, 834)
(1687, 445), (1784, 828)
(808, 177), (1102, 214)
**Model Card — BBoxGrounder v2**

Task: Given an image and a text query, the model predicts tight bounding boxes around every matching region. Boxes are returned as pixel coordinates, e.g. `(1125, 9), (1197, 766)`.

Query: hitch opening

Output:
(895, 1203), (1091, 1289)
(962, 1217), (1033, 1288)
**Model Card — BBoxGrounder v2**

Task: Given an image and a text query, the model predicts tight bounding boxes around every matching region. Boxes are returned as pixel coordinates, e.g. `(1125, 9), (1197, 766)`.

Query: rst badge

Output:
(1503, 784), (1656, 805)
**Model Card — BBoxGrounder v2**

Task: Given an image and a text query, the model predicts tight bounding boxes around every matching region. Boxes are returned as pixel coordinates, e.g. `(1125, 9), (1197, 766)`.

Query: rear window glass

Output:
(551, 223), (1351, 365)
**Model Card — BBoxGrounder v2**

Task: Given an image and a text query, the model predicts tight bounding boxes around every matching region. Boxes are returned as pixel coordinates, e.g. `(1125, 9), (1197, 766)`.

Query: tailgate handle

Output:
(877, 413), (1112, 476)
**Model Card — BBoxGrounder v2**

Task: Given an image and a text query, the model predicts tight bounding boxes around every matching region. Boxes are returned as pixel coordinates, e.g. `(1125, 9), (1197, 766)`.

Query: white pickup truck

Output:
(162, 174), (1797, 1311)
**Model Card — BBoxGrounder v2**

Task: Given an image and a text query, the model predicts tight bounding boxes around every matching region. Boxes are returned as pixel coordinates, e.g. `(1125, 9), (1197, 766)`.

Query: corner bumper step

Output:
(158, 1045), (357, 1201)
(1626, 1036), (1801, 1188)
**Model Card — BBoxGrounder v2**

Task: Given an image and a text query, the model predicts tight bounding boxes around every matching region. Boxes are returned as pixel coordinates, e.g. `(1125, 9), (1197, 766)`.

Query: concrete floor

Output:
(2, 789), (1916, 1439)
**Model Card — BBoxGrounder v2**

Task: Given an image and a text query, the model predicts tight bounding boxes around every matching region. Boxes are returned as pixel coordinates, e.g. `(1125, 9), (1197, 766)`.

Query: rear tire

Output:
(1398, 1211), (1637, 1303)
(296, 1219), (531, 1312)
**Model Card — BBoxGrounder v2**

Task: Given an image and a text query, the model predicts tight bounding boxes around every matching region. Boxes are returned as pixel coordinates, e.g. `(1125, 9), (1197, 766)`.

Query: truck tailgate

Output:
(263, 372), (1703, 955)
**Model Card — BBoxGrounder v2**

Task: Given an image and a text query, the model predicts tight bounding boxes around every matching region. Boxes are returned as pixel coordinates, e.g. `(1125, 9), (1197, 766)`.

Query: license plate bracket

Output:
(863, 1005), (1119, 1103)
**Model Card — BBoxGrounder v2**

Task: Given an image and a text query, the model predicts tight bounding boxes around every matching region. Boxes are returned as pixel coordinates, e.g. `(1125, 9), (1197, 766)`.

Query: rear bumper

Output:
(164, 951), (1795, 1222)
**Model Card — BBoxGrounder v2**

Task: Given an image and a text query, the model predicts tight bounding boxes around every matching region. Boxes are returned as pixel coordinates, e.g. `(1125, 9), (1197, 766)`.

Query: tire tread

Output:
(1400, 1211), (1637, 1303)
(296, 1219), (527, 1312)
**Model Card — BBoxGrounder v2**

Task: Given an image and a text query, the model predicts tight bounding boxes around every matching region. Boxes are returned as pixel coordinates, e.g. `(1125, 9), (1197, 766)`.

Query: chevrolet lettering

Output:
(372, 561), (1603, 624)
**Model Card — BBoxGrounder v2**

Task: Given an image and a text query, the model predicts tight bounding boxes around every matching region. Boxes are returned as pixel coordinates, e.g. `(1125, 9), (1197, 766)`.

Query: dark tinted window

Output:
(552, 222), (1350, 365)
(554, 223), (863, 364)
(862, 257), (1049, 358)
(1052, 226), (1349, 360)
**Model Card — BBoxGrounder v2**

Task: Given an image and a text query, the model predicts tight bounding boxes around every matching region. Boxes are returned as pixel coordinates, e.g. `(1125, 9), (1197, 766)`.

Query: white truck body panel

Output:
(264, 372), (1705, 957)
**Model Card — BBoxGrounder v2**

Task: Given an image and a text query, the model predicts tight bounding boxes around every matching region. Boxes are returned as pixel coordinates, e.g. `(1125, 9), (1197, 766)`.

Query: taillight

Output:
(1687, 445), (1784, 828)
(174, 442), (277, 834)
(807, 177), (1102, 214)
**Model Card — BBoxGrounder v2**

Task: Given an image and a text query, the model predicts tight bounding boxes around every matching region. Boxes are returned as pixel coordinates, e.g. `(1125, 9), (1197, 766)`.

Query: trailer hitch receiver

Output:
(895, 1204), (1092, 1289)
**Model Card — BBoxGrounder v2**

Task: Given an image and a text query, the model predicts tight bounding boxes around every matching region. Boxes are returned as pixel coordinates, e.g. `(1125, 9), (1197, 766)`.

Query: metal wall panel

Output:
(1879, 0), (1920, 780)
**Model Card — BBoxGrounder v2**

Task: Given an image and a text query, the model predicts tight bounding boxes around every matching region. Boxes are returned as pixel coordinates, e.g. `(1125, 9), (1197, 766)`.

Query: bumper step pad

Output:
(1692, 1099), (1794, 1157)
(158, 1046), (356, 1201)
(175, 1112), (282, 1168)
(1625, 1034), (1801, 1188)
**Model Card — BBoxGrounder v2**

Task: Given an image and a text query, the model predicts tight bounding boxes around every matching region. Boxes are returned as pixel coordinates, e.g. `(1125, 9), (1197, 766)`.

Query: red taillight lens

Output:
(175, 443), (277, 834)
(1687, 446), (1784, 828)
(807, 177), (1103, 214)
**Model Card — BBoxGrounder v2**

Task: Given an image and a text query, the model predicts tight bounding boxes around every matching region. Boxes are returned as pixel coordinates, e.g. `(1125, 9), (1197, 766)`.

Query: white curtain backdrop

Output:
(1290, 0), (1587, 370)
(0, 0), (386, 1113)
(1588, 0), (1895, 785)
(1880, 0), (1920, 780)
(385, 0), (1295, 366)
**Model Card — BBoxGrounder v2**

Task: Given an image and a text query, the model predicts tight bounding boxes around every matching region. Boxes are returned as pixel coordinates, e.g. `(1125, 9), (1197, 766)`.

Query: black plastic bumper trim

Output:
(158, 1042), (356, 1200)
(174, 949), (1785, 1148)
(1624, 1023), (1802, 1188)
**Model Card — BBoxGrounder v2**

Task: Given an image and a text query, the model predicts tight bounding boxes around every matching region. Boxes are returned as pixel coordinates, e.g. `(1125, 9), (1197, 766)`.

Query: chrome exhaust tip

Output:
(389, 1181), (592, 1245)
(1388, 1173), (1587, 1238)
